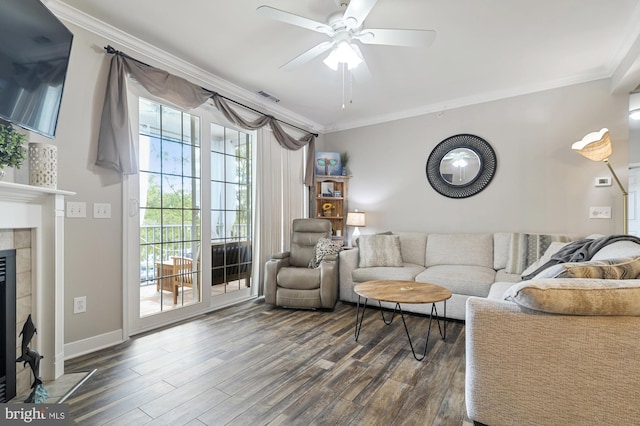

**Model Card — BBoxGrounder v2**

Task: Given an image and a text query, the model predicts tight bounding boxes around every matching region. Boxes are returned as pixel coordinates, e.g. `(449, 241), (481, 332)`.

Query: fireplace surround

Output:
(0, 181), (73, 394)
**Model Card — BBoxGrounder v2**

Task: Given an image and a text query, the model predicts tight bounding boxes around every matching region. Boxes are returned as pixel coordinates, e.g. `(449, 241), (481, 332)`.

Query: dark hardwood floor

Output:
(65, 300), (473, 425)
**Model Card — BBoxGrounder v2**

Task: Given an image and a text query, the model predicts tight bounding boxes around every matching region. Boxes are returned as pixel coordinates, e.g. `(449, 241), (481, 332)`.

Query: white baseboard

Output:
(64, 329), (125, 360)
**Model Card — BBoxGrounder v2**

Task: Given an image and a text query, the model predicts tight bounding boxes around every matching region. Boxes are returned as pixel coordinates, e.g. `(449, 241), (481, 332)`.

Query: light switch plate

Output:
(589, 207), (611, 219)
(93, 202), (111, 219)
(67, 201), (86, 218)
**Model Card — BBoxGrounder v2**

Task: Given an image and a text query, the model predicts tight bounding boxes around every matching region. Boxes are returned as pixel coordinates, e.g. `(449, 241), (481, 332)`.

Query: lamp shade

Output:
(346, 211), (366, 227)
(571, 128), (612, 162)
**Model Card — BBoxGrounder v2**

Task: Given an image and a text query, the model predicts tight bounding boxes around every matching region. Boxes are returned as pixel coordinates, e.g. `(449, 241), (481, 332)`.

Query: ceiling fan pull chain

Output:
(349, 68), (353, 105)
(342, 63), (346, 110)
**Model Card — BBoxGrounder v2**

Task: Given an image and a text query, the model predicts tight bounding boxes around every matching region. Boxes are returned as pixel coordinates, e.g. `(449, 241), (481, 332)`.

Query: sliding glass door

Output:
(126, 97), (255, 334)
(138, 99), (202, 317)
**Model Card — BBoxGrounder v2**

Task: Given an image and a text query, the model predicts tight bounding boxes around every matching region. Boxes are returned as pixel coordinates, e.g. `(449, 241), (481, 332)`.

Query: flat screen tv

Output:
(0, 0), (73, 139)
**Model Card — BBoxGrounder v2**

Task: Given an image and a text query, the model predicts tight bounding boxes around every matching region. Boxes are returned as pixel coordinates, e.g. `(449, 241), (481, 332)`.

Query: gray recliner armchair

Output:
(264, 218), (339, 309)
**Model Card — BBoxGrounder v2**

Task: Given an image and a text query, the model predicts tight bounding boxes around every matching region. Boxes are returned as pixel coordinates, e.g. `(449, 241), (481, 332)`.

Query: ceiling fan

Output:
(256, 0), (436, 73)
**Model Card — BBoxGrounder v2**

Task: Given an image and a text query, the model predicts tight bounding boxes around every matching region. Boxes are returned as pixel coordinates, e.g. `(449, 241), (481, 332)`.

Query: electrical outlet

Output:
(67, 202), (86, 218)
(589, 207), (611, 219)
(73, 296), (86, 314)
(93, 202), (112, 219)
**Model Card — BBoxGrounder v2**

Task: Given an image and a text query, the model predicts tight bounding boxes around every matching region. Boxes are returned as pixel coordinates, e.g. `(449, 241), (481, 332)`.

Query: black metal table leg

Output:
(398, 300), (447, 361)
(354, 295), (368, 341)
(379, 301), (399, 325)
(354, 298), (447, 361)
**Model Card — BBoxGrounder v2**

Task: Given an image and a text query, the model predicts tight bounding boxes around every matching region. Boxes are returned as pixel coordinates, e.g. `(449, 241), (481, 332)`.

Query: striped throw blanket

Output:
(505, 233), (571, 274)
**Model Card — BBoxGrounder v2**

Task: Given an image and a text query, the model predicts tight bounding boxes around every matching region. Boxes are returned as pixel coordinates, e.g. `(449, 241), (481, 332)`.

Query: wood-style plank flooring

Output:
(65, 300), (473, 425)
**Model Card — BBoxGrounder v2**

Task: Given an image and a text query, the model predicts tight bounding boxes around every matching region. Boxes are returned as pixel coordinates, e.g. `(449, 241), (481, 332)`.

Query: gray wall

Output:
(27, 21), (631, 349)
(321, 79), (629, 237)
(28, 23), (123, 345)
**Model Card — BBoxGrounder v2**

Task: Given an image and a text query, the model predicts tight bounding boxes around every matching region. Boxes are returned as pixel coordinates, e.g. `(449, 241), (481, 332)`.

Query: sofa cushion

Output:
(494, 269), (523, 283)
(394, 232), (428, 266)
(308, 237), (341, 268)
(352, 263), (425, 282)
(358, 234), (403, 268)
(503, 278), (640, 315)
(532, 257), (640, 280)
(415, 265), (496, 297)
(493, 232), (512, 270)
(591, 241), (640, 261)
(425, 233), (493, 268)
(488, 281), (516, 300)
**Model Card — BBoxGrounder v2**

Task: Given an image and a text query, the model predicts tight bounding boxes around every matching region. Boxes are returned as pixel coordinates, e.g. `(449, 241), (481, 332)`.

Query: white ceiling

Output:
(49, 0), (640, 133)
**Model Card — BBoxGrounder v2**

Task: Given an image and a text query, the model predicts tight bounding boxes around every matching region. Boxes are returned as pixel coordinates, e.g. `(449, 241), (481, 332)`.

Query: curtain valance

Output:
(96, 49), (316, 186)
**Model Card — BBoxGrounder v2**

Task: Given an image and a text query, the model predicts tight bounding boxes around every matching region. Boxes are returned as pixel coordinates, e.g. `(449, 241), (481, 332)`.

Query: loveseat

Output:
(465, 237), (640, 425)
(339, 232), (572, 320)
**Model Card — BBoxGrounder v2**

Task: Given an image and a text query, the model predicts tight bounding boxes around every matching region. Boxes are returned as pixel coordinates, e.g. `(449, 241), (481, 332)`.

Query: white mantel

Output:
(0, 181), (74, 380)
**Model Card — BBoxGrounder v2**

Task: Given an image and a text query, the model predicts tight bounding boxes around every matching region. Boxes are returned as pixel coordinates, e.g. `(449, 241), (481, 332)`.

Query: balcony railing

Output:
(139, 224), (251, 286)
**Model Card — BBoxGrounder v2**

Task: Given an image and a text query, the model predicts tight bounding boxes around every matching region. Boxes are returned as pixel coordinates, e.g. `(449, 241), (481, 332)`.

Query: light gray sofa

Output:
(339, 232), (569, 320)
(465, 238), (640, 425)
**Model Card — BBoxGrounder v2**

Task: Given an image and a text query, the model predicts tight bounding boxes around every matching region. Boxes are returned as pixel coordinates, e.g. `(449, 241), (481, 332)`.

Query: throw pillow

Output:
(505, 233), (570, 274)
(308, 238), (342, 268)
(532, 256), (640, 280)
(503, 278), (640, 315)
(358, 234), (403, 268)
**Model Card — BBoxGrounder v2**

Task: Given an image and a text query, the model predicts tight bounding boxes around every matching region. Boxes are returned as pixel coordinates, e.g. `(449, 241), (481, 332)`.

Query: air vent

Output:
(258, 90), (280, 103)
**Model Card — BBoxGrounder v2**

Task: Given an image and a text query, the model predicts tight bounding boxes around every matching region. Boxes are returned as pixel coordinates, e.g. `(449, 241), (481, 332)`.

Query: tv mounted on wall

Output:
(0, 0), (73, 139)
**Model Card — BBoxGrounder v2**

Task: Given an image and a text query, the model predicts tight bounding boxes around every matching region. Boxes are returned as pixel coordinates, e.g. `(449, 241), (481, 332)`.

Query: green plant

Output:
(340, 151), (349, 166)
(0, 123), (27, 169)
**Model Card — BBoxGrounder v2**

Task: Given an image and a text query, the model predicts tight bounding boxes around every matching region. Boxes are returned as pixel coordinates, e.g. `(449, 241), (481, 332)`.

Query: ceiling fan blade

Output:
(280, 41), (335, 71)
(257, 6), (333, 35)
(357, 29), (436, 47)
(344, 0), (378, 28)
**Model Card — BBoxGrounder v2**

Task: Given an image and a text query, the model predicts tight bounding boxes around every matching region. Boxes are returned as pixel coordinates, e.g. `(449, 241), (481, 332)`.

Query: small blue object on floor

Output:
(25, 384), (48, 403)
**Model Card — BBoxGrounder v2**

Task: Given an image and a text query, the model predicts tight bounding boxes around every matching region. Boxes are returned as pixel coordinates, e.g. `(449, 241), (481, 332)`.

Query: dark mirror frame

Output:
(426, 134), (497, 198)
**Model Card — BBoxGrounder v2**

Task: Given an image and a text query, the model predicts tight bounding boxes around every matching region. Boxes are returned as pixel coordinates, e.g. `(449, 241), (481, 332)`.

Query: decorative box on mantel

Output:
(0, 181), (74, 382)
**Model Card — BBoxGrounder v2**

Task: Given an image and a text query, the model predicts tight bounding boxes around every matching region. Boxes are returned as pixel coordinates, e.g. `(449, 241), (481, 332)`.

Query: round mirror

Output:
(439, 148), (481, 186)
(426, 134), (497, 198)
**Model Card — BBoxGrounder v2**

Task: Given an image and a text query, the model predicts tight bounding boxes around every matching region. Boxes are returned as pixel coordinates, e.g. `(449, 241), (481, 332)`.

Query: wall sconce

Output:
(346, 209), (366, 246)
(571, 128), (628, 234)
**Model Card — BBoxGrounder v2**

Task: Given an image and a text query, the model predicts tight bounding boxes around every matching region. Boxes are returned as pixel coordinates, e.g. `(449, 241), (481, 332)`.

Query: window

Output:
(210, 124), (252, 293)
(138, 98), (201, 315)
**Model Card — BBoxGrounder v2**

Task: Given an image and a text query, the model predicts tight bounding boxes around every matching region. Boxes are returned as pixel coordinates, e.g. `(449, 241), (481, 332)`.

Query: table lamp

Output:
(571, 128), (628, 234)
(346, 210), (366, 246)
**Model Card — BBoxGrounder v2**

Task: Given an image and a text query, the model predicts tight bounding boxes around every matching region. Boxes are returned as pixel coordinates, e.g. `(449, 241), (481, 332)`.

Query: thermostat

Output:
(595, 177), (612, 187)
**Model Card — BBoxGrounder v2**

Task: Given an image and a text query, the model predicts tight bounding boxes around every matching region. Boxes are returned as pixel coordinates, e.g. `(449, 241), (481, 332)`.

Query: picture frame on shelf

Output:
(320, 182), (334, 197)
(315, 152), (342, 176)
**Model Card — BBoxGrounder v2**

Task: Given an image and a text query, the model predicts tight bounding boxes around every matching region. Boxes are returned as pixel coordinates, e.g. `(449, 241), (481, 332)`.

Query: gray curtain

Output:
(96, 52), (316, 186)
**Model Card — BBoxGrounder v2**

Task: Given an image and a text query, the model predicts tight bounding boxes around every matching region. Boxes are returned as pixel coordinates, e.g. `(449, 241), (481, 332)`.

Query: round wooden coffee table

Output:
(354, 280), (452, 361)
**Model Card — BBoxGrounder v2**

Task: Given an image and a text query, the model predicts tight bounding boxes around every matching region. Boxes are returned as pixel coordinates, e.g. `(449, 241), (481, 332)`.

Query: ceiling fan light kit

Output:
(323, 41), (363, 70)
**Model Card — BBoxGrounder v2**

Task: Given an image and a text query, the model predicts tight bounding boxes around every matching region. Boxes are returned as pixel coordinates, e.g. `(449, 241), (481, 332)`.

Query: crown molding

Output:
(325, 71), (613, 133)
(43, 0), (326, 135)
